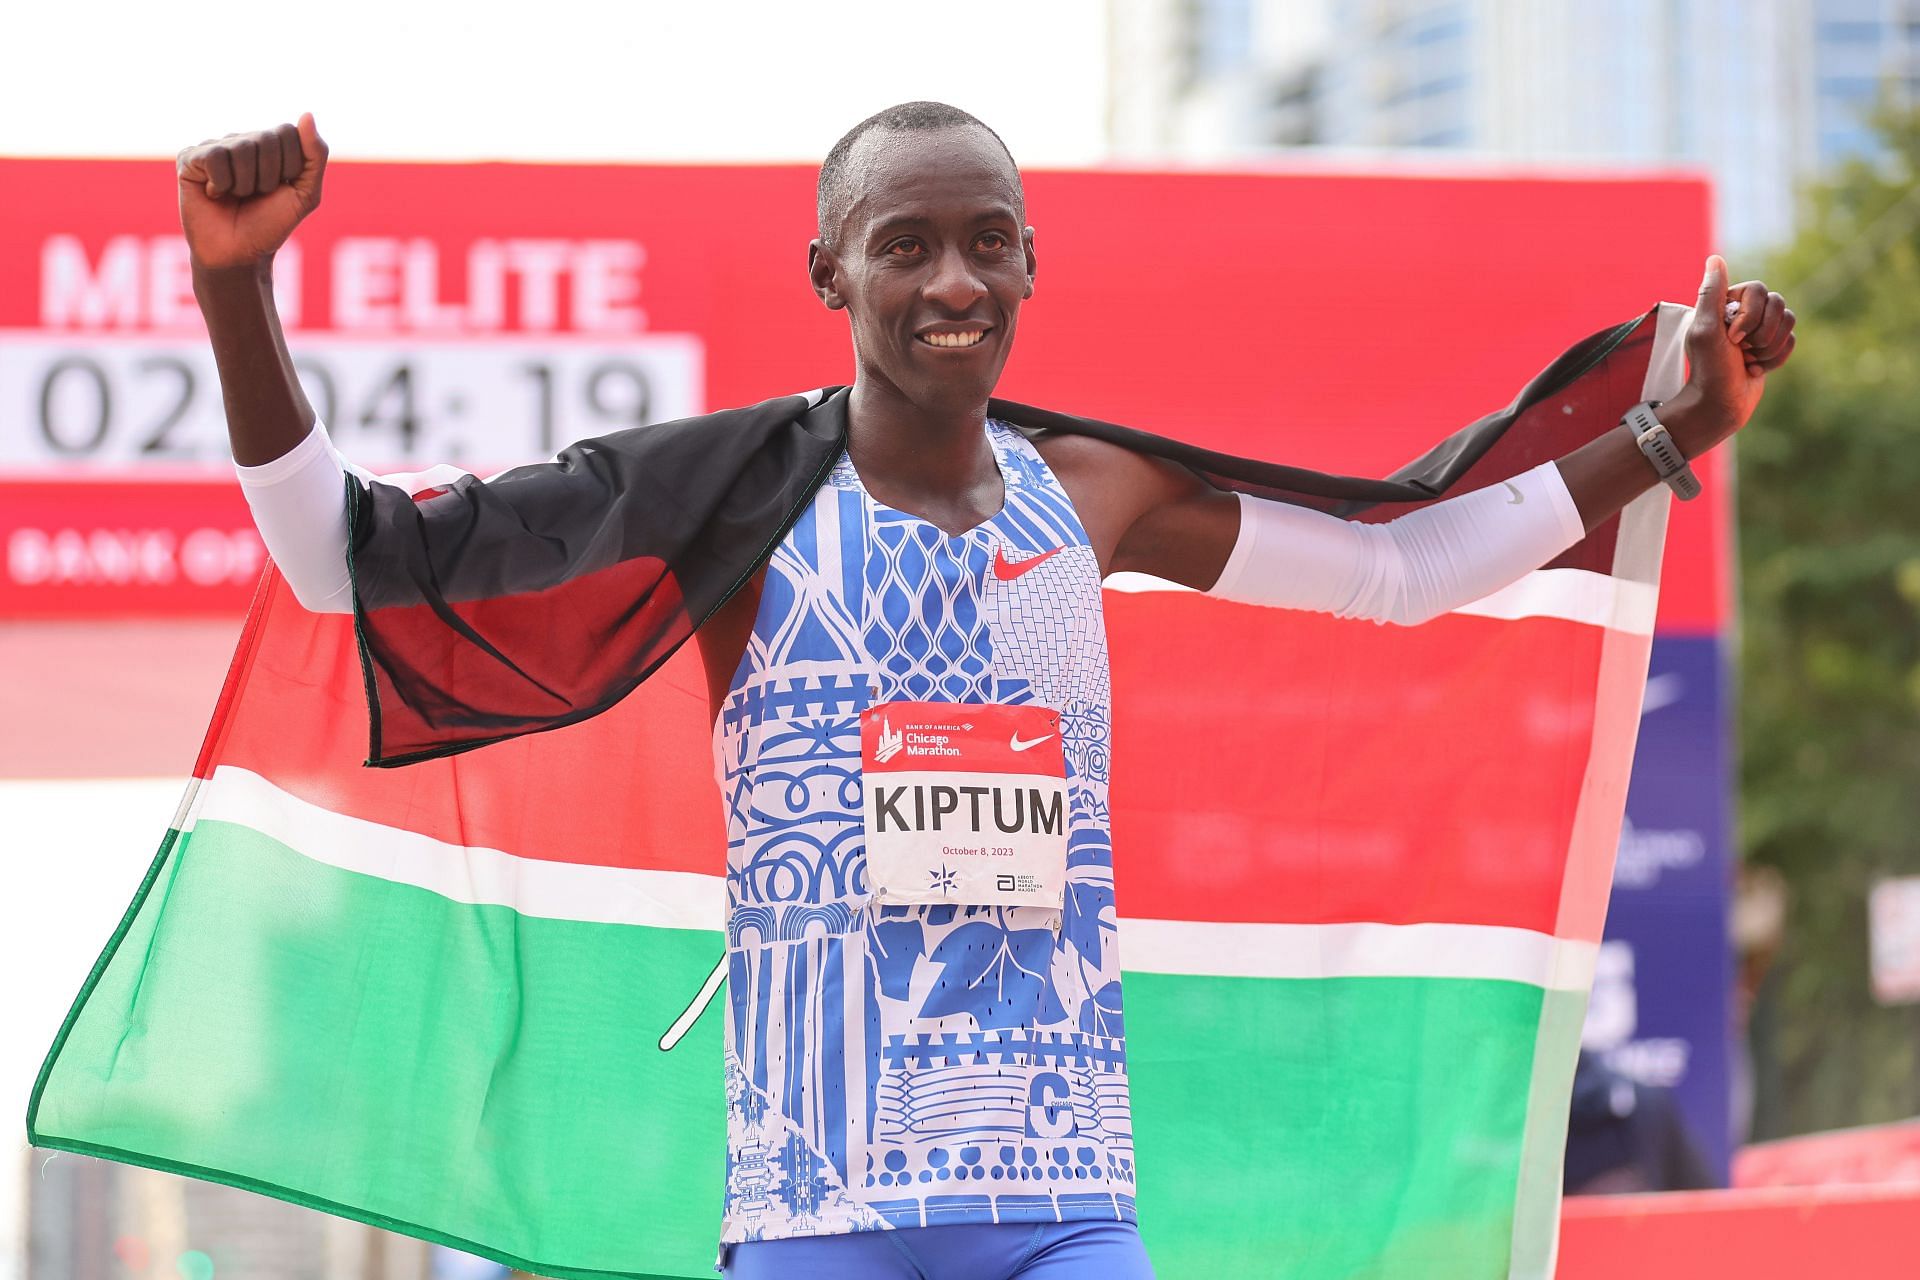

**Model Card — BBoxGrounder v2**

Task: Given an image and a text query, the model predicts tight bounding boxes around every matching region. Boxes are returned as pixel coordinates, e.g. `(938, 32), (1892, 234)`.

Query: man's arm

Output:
(1554, 256), (1793, 532)
(1060, 256), (1796, 613)
(176, 115), (361, 610)
(178, 115), (330, 466)
(1051, 445), (1585, 626)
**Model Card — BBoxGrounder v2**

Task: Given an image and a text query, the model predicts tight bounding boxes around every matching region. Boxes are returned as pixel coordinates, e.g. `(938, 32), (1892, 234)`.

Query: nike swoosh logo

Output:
(993, 545), (1066, 581)
(1503, 482), (1525, 505)
(1010, 732), (1055, 752)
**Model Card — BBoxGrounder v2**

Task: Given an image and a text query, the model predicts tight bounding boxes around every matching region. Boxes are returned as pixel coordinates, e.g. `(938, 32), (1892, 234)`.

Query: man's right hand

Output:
(177, 114), (328, 271)
(182, 114), (329, 466)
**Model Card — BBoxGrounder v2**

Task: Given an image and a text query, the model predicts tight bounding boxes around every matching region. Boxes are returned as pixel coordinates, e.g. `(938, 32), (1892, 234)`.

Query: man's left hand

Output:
(1668, 254), (1797, 453)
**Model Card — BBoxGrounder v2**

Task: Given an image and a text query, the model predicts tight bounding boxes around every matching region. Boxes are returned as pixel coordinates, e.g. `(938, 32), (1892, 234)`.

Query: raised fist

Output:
(177, 113), (328, 272)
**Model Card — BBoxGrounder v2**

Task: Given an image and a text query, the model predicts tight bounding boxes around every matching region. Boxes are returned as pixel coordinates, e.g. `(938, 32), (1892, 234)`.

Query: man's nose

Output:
(922, 245), (987, 311)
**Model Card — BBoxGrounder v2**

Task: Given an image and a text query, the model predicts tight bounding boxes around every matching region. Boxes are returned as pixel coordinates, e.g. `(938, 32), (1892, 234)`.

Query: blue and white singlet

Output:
(716, 420), (1132, 1242)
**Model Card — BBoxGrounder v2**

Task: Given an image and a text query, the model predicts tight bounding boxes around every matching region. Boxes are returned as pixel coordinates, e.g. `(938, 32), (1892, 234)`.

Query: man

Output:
(178, 103), (1793, 1278)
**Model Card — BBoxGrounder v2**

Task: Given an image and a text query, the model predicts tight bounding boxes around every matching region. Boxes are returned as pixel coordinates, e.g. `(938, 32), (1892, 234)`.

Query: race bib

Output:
(861, 702), (1068, 910)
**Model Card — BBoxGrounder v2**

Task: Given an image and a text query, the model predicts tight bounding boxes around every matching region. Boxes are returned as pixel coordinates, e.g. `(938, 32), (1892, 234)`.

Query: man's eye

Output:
(977, 232), (1010, 250)
(886, 239), (924, 256)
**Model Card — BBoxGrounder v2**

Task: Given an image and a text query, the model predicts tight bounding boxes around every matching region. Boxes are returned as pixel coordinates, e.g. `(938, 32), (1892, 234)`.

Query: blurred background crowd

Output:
(4, 1), (1917, 1277)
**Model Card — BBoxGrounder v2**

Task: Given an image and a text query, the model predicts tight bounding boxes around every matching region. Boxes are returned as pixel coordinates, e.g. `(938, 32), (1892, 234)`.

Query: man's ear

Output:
(808, 239), (847, 311)
(1022, 226), (1037, 300)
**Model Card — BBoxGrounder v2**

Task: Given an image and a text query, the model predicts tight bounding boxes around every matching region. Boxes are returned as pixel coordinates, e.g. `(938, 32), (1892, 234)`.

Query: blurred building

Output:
(1108, 0), (1920, 250)
(1809, 0), (1920, 163)
(1107, 0), (1329, 152)
(26, 1154), (488, 1280)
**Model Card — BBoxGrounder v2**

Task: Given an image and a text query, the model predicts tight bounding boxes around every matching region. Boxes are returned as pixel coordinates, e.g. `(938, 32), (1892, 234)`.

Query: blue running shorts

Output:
(720, 1220), (1155, 1280)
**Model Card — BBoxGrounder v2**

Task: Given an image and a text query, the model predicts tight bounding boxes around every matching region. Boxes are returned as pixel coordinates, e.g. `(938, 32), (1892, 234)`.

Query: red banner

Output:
(1734, 1120), (1920, 1187)
(0, 479), (260, 616)
(0, 158), (1721, 624)
(1560, 1187), (1920, 1279)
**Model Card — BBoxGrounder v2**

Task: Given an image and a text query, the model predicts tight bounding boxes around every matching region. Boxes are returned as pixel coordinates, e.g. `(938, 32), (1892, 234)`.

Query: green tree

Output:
(1741, 104), (1920, 1139)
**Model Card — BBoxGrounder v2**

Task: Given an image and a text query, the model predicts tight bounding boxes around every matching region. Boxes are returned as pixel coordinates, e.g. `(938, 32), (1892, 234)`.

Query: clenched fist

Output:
(177, 113), (328, 272)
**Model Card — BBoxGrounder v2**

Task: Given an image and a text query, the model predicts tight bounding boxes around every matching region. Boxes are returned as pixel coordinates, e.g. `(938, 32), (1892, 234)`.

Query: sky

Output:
(1, 0), (1113, 165)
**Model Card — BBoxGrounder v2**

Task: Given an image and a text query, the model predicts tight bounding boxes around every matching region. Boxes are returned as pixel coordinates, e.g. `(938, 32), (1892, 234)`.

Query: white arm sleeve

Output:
(1207, 460), (1587, 626)
(233, 421), (357, 614)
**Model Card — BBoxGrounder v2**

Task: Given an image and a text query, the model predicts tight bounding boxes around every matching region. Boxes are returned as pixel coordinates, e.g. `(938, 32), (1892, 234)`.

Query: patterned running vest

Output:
(716, 419), (1132, 1242)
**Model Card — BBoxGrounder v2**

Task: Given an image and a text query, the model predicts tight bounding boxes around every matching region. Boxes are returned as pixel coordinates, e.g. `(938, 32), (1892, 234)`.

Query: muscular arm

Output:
(1041, 435), (1585, 625)
(179, 117), (357, 608)
(196, 263), (317, 465)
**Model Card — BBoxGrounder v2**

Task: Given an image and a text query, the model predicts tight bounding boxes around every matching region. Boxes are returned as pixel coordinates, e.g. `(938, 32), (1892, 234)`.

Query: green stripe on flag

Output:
(32, 819), (727, 1280)
(1506, 987), (1590, 1279)
(1125, 970), (1540, 1279)
(36, 815), (1571, 1280)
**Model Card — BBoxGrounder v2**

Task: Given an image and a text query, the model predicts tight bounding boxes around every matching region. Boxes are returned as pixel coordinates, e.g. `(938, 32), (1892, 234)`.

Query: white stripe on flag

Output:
(186, 768), (1593, 990)
(1118, 917), (1598, 992)
(193, 765), (724, 931)
(1104, 566), (1654, 635)
(1448, 568), (1656, 635)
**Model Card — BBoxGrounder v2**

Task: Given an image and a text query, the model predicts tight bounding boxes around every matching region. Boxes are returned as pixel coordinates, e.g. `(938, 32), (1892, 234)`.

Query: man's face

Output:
(810, 126), (1036, 413)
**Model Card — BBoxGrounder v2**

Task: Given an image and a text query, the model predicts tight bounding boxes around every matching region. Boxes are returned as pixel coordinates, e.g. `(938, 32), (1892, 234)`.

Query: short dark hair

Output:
(816, 101), (1021, 245)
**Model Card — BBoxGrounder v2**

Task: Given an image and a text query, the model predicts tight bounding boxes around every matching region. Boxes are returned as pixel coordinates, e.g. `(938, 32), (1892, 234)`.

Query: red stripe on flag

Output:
(1106, 592), (1639, 936)
(355, 543), (690, 764)
(191, 571), (280, 782)
(208, 574), (1639, 928)
(213, 571), (725, 876)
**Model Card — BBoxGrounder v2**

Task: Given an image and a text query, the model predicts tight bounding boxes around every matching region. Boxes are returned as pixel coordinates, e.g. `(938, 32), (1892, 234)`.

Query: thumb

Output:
(294, 112), (329, 201)
(1696, 254), (1727, 317)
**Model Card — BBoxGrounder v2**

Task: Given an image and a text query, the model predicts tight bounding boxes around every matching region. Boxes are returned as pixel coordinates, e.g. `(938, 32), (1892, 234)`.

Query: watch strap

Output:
(1623, 401), (1702, 501)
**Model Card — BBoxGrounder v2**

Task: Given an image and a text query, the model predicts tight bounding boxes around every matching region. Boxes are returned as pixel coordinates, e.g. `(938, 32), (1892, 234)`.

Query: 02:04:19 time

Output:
(31, 350), (657, 464)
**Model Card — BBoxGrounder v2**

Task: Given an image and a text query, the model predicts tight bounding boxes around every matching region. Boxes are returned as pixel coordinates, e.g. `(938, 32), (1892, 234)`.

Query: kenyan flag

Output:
(29, 303), (1688, 1278)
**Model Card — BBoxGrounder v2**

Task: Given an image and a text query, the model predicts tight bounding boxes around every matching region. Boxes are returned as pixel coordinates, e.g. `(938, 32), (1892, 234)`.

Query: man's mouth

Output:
(916, 327), (991, 349)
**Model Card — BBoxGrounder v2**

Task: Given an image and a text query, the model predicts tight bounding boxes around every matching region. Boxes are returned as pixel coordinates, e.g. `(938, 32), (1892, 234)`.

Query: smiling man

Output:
(166, 102), (1792, 1279)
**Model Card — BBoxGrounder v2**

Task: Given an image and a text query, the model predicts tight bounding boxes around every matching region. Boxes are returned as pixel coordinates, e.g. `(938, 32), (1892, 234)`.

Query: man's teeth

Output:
(922, 331), (986, 348)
